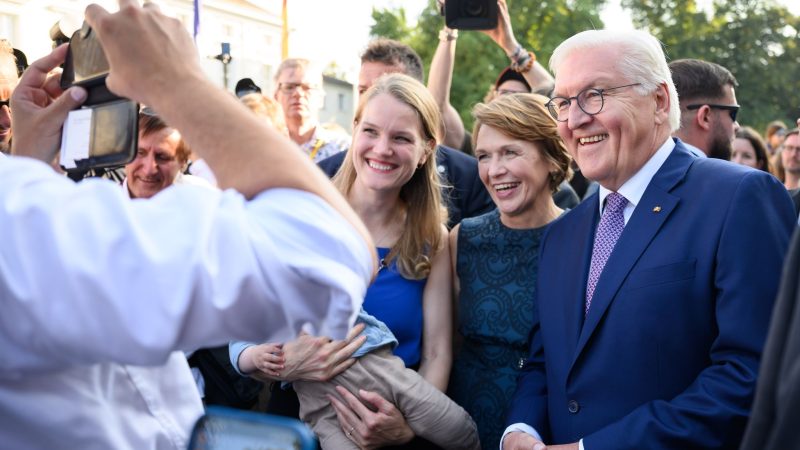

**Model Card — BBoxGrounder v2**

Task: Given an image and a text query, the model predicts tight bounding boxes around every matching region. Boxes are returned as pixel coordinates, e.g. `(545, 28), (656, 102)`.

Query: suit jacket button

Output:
(567, 400), (580, 414)
(517, 357), (526, 369)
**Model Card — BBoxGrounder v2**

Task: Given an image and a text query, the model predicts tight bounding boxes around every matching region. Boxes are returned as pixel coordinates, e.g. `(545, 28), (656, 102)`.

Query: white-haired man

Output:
(502, 29), (795, 450)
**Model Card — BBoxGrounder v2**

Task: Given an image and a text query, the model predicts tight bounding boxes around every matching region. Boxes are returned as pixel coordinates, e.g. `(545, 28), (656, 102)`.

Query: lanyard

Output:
(309, 139), (325, 160)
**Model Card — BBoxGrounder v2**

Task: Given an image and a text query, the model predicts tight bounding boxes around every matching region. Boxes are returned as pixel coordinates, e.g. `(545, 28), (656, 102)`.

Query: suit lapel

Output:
(568, 142), (695, 372)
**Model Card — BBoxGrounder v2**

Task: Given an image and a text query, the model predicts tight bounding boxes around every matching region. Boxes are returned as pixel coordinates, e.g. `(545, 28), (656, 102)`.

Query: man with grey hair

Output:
(502, 29), (795, 450)
(670, 58), (740, 160)
(273, 58), (349, 161)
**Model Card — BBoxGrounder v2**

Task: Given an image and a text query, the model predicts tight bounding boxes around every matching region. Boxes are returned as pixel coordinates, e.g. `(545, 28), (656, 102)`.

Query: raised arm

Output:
(481, 0), (553, 94)
(1, 0), (374, 374)
(84, 1), (374, 254)
(427, 23), (466, 150)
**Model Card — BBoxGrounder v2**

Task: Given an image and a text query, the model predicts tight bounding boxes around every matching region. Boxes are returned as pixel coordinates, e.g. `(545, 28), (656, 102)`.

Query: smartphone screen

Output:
(188, 407), (317, 450)
(60, 99), (138, 171)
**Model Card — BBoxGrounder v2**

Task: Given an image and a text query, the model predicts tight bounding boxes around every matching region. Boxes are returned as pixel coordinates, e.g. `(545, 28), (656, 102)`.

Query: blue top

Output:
(362, 247), (426, 367)
(229, 247), (423, 374)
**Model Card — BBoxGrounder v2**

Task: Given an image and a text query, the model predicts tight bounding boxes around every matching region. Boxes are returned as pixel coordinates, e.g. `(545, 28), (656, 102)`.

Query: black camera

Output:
(444, 0), (498, 30)
(59, 22), (138, 172)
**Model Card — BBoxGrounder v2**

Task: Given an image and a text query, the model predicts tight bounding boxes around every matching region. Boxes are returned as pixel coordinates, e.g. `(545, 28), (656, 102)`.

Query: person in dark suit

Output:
(502, 29), (796, 450)
(788, 188), (800, 216)
(740, 225), (800, 450)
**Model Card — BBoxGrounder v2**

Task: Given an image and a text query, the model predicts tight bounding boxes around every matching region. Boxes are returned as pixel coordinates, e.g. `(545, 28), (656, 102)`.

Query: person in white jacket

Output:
(0, 1), (375, 448)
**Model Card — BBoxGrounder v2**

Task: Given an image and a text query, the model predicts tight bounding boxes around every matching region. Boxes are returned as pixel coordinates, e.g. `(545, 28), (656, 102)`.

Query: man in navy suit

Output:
(502, 29), (796, 450)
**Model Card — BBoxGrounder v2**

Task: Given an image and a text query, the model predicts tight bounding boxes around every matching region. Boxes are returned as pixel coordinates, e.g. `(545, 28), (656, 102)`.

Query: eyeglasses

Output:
(783, 145), (800, 153)
(686, 103), (739, 122)
(546, 83), (641, 122)
(0, 99), (9, 109)
(278, 82), (317, 94)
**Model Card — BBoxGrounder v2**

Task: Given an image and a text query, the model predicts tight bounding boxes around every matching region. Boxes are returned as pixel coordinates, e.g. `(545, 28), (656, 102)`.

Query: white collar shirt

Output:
(598, 138), (675, 224)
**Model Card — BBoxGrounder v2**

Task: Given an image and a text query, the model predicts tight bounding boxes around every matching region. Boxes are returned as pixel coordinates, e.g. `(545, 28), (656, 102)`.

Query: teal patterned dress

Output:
(447, 209), (545, 449)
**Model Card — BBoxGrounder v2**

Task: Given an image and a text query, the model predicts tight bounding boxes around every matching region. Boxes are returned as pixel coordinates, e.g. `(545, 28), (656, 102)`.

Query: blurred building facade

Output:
(0, 0), (353, 126)
(321, 74), (354, 132)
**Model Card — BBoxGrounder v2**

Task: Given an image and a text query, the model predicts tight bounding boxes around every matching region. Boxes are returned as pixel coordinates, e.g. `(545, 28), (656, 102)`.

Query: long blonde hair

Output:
(333, 73), (445, 279)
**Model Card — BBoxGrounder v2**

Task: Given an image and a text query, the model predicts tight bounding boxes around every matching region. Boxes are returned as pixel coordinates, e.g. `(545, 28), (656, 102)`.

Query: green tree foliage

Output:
(370, 0), (607, 129)
(371, 0), (799, 134)
(622, 0), (799, 132)
(371, 7), (413, 42)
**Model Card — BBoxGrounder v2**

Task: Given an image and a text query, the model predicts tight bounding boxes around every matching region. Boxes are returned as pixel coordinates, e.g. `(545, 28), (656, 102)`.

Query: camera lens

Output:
(462, 0), (486, 16)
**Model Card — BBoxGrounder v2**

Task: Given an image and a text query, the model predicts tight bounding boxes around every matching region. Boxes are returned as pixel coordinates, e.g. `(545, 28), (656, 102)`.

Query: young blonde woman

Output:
(233, 73), (454, 449)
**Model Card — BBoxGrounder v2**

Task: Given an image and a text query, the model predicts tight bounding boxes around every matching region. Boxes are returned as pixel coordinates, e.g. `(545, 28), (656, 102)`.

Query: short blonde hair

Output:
(273, 58), (322, 87)
(334, 73), (445, 279)
(472, 93), (572, 192)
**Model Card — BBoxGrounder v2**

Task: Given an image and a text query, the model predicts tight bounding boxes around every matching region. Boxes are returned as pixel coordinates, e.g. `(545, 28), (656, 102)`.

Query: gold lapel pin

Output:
(653, 206), (662, 213)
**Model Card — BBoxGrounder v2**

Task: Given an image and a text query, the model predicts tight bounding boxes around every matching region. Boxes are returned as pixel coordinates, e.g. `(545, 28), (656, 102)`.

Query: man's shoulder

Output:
(317, 151), (347, 178)
(685, 155), (772, 188)
(663, 141), (767, 191)
(436, 144), (477, 170)
(546, 194), (595, 236)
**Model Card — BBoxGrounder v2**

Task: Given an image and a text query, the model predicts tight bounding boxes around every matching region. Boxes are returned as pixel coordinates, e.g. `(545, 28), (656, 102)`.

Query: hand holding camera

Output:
(478, 0), (519, 56)
(15, 0), (211, 172)
(10, 44), (87, 163)
(84, 0), (205, 108)
(444, 0), (498, 30)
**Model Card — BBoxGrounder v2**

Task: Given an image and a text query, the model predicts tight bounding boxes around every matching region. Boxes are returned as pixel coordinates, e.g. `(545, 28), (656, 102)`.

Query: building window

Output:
(338, 93), (345, 111)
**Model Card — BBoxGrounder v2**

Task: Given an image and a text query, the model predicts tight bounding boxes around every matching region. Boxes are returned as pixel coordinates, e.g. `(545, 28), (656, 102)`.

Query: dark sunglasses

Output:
(0, 99), (9, 109)
(686, 103), (739, 122)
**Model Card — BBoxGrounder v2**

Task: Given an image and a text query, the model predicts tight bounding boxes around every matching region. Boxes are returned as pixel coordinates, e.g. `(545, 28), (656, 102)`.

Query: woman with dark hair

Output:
(447, 93), (571, 449)
(733, 126), (772, 173)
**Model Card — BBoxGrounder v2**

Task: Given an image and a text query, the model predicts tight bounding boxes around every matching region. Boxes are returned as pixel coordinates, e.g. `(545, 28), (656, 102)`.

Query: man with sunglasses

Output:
(670, 58), (740, 160)
(502, 29), (795, 450)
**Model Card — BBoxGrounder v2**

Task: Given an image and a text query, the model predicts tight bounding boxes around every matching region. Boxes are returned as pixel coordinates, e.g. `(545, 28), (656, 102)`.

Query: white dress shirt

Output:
(0, 155), (372, 448)
(500, 138), (676, 450)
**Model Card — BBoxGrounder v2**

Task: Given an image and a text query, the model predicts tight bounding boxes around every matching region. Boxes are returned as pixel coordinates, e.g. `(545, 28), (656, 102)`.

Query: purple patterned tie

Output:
(585, 192), (628, 315)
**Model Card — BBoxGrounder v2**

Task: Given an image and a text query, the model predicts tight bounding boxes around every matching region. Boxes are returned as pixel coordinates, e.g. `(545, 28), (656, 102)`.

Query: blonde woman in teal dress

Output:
(447, 93), (572, 449)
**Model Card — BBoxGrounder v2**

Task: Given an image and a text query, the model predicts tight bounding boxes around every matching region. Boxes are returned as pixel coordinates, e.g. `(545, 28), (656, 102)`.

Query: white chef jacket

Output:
(0, 155), (371, 448)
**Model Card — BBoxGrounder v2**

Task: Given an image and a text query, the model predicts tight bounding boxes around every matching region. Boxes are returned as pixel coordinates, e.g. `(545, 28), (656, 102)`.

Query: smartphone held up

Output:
(59, 21), (138, 173)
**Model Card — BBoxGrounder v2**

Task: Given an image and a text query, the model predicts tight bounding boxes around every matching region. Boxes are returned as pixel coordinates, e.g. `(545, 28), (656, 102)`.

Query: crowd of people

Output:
(1, 0), (800, 449)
